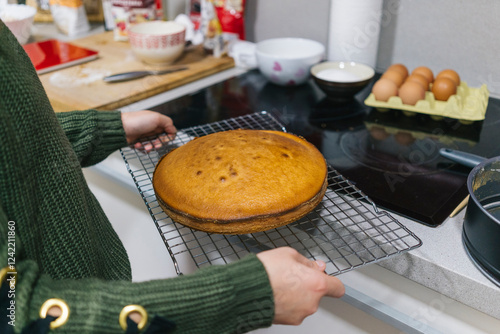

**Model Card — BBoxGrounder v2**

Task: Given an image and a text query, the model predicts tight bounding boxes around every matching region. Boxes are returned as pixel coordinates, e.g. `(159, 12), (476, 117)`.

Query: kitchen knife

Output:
(103, 66), (188, 83)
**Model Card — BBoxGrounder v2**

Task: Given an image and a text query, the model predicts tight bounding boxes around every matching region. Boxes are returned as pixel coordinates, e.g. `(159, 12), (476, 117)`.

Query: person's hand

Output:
(121, 110), (177, 150)
(257, 247), (345, 325)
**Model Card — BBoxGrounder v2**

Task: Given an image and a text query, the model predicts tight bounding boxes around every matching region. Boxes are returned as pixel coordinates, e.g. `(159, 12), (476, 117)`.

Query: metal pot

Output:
(440, 149), (500, 285)
(463, 156), (500, 285)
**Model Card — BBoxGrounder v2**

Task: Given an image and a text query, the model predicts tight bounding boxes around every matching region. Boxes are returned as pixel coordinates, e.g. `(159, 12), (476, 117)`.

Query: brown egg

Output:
(412, 66), (434, 84)
(436, 69), (460, 86)
(372, 78), (398, 102)
(369, 126), (390, 141)
(405, 73), (429, 90)
(382, 70), (406, 87)
(387, 64), (409, 79)
(394, 131), (416, 146)
(398, 81), (426, 105)
(432, 77), (457, 101)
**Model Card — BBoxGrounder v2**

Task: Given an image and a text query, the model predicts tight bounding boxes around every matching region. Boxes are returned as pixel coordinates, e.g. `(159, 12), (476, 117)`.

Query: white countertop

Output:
(377, 209), (500, 319)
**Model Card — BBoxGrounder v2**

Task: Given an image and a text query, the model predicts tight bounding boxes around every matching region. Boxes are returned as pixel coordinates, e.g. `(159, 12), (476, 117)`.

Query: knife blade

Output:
(103, 66), (188, 83)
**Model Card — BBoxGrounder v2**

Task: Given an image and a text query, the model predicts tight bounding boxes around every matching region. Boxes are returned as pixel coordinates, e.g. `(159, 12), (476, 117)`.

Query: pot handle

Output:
(439, 148), (486, 168)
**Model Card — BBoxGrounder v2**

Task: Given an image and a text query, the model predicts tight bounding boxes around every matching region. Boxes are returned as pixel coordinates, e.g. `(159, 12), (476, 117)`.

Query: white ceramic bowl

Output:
(311, 61), (375, 101)
(0, 4), (37, 45)
(256, 38), (325, 86)
(128, 21), (186, 66)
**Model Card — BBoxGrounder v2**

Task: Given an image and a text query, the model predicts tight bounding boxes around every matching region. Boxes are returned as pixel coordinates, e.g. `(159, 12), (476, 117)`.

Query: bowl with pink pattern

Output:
(129, 21), (186, 65)
(255, 38), (325, 86)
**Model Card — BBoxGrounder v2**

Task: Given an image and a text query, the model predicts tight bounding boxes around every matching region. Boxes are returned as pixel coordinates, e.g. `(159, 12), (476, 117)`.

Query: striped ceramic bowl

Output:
(129, 21), (186, 65)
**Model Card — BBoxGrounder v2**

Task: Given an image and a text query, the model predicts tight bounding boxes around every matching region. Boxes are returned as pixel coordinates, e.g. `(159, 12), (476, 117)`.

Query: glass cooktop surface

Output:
(150, 70), (500, 227)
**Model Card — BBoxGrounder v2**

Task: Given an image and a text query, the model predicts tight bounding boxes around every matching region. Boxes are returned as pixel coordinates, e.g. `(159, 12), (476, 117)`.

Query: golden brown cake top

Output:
(153, 129), (327, 222)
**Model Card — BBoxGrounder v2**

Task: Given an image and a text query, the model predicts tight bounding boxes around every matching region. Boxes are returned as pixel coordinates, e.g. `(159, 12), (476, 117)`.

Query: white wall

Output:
(246, 0), (500, 98)
(245, 0), (330, 44)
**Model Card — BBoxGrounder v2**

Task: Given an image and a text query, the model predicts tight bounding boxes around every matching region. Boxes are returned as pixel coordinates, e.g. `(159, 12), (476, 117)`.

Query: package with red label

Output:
(49, 0), (90, 36)
(213, 0), (245, 41)
(111, 0), (156, 41)
(154, 0), (164, 20)
(188, 0), (202, 31)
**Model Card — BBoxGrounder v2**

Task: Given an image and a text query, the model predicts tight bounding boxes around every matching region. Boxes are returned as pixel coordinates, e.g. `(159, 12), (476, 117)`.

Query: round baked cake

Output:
(153, 129), (328, 234)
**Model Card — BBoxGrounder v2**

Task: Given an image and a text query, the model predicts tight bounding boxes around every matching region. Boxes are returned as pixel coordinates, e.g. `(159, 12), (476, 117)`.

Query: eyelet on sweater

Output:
(39, 298), (70, 329)
(119, 304), (148, 331)
(0, 266), (16, 289)
(0, 267), (8, 286)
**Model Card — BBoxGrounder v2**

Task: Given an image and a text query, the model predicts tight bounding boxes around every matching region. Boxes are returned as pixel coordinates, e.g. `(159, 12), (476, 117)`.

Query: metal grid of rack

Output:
(121, 111), (422, 276)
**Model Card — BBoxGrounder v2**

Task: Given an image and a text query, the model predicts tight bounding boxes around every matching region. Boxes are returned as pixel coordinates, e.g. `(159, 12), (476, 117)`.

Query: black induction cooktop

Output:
(150, 70), (500, 227)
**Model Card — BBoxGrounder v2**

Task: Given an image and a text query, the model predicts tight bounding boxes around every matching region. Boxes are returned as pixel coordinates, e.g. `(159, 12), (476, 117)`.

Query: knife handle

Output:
(103, 71), (150, 83)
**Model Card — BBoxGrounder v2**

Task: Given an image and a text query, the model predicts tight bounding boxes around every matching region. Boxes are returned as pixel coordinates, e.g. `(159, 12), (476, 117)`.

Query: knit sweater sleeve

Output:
(0, 208), (274, 334)
(55, 110), (127, 167)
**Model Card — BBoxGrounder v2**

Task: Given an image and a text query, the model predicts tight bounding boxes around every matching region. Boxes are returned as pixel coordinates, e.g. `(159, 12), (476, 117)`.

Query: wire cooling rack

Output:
(121, 111), (422, 276)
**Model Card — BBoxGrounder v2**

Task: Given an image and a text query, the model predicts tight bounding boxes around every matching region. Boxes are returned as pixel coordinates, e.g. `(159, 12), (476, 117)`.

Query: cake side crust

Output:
(155, 177), (328, 234)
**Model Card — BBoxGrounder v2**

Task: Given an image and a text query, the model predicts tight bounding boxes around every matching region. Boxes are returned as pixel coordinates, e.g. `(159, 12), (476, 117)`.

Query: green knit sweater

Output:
(0, 22), (274, 333)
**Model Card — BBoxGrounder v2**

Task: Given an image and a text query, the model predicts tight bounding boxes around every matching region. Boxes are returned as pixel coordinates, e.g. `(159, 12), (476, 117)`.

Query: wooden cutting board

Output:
(39, 31), (235, 112)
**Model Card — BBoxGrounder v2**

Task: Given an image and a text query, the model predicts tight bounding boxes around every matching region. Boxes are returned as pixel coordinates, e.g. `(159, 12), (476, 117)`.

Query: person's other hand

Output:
(257, 247), (345, 325)
(121, 110), (177, 150)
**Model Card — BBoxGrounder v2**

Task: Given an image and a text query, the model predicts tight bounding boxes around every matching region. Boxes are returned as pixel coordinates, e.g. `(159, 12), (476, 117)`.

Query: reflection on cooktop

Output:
(339, 130), (449, 173)
(151, 70), (500, 227)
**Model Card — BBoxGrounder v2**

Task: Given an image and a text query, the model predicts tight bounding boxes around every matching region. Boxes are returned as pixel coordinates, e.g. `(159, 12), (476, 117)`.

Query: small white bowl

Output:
(0, 4), (37, 45)
(128, 21), (186, 66)
(256, 38), (325, 86)
(311, 61), (375, 101)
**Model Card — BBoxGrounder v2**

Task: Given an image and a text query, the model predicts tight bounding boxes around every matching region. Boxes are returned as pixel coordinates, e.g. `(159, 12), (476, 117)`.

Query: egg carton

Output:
(364, 81), (489, 123)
